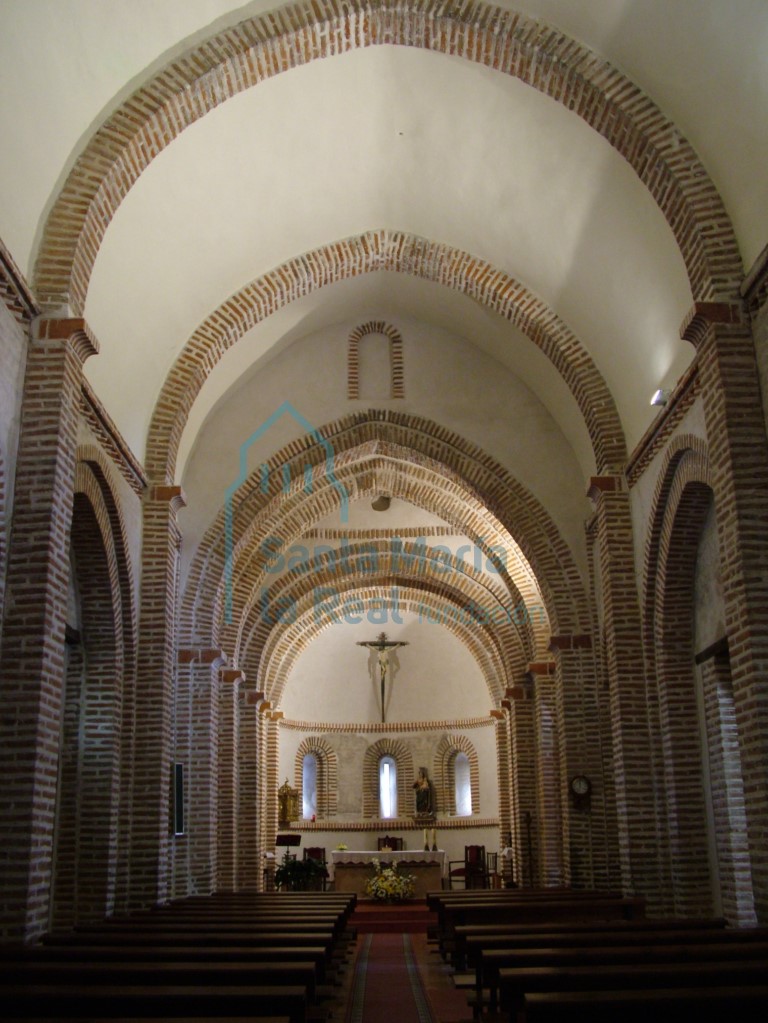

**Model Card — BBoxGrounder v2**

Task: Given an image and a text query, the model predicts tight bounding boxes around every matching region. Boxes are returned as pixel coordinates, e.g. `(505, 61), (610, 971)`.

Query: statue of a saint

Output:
(413, 767), (433, 815)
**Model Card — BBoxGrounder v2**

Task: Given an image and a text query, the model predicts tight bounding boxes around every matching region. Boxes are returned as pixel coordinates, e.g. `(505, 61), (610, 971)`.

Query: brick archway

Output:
(146, 232), (625, 482)
(34, 0), (739, 318)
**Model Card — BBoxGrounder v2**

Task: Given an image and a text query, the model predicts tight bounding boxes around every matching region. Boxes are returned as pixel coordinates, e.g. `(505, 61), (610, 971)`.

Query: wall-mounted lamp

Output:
(650, 389), (670, 407)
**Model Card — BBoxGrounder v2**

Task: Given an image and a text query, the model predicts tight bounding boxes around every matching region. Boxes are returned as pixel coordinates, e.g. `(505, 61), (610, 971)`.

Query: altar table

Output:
(329, 849), (446, 897)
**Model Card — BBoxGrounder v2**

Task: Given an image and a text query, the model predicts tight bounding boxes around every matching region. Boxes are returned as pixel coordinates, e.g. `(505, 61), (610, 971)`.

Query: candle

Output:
(431, 827), (436, 849)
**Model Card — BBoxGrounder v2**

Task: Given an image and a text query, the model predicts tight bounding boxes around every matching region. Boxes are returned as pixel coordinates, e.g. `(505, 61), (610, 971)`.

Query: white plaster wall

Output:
(0, 301), (27, 578)
(279, 611), (493, 723)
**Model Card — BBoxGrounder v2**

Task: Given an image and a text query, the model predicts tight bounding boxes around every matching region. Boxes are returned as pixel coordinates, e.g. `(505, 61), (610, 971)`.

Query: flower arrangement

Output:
(335, 842), (348, 851)
(365, 858), (416, 902)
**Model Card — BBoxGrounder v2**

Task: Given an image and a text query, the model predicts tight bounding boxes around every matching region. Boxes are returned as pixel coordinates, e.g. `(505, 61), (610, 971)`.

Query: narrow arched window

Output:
(379, 755), (397, 819)
(454, 752), (472, 816)
(302, 753), (318, 819)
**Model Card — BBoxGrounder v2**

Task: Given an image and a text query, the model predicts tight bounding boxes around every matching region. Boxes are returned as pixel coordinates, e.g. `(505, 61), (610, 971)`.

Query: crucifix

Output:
(357, 632), (409, 723)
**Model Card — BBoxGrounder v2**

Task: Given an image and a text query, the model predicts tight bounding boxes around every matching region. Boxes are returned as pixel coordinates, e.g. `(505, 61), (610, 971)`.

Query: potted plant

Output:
(274, 851), (328, 891)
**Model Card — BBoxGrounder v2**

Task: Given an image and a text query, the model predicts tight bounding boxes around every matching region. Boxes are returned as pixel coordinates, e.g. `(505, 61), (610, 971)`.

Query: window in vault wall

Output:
(454, 752), (472, 816)
(379, 755), (397, 819)
(302, 753), (318, 819)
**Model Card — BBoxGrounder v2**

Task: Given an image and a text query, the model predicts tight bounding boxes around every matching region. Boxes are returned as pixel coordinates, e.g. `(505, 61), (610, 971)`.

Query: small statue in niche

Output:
(413, 766), (434, 816)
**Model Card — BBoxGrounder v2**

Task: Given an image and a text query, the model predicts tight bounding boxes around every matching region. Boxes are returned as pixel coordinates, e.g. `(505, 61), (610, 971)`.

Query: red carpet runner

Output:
(346, 932), (468, 1023)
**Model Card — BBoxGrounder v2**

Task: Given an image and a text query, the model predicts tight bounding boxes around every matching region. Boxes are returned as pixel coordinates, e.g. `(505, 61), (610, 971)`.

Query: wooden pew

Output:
(522, 985), (768, 1022)
(484, 941), (768, 1013)
(1, 983), (309, 1023)
(499, 960), (768, 1017)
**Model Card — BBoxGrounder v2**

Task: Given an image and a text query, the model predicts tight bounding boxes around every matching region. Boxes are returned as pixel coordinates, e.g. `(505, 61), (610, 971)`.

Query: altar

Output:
(329, 849), (446, 897)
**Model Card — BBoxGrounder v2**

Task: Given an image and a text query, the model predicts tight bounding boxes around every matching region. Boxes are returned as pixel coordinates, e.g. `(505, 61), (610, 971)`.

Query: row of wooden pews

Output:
(0, 891), (357, 1022)
(427, 887), (768, 1021)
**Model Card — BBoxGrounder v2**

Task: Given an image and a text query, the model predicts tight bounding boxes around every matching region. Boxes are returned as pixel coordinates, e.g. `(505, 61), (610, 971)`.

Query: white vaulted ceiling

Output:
(1, 0), (765, 476)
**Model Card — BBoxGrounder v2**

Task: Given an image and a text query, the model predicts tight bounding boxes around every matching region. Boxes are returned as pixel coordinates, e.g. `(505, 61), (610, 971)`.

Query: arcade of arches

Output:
(1, 0), (768, 943)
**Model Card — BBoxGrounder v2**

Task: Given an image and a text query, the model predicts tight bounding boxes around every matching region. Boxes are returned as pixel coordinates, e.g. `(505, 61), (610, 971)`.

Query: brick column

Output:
(549, 634), (609, 889)
(217, 667), (242, 892)
(0, 317), (98, 941)
(237, 686), (265, 891)
(532, 666), (563, 885)
(175, 648), (226, 897)
(261, 706), (279, 890)
(130, 484), (185, 908)
(507, 678), (538, 887)
(685, 304), (768, 922)
(698, 646), (756, 925)
(588, 475), (662, 903)
(492, 708), (512, 872)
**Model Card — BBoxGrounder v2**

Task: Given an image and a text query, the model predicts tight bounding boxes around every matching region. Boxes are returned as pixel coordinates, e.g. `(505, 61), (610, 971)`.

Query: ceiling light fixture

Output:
(371, 495), (391, 512)
(650, 389), (669, 407)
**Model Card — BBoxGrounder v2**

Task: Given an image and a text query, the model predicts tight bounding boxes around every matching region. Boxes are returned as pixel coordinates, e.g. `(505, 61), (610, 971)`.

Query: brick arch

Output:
(253, 585), (512, 710)
(236, 538), (539, 684)
(348, 320), (405, 400)
(643, 436), (716, 917)
(435, 734), (480, 817)
(180, 413), (589, 648)
(294, 737), (338, 820)
(146, 233), (625, 483)
(362, 738), (414, 820)
(55, 469), (125, 926)
(34, 0), (739, 321)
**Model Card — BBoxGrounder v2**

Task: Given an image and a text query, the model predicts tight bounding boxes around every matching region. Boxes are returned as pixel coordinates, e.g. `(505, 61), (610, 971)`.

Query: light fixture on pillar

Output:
(371, 494), (391, 511)
(650, 389), (670, 407)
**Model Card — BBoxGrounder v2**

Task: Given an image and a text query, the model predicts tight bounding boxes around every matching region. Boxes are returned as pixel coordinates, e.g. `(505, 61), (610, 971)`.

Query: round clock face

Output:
(571, 775), (591, 796)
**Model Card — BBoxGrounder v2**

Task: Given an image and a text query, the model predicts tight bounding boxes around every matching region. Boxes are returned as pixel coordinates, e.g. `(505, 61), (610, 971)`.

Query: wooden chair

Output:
(377, 835), (404, 850)
(448, 845), (488, 889)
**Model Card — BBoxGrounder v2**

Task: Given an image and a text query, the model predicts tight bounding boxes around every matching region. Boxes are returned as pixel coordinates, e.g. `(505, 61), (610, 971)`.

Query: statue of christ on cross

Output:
(356, 632), (409, 723)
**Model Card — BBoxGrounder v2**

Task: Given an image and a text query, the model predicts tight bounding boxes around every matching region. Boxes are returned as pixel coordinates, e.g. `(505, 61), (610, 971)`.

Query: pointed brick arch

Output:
(145, 232), (624, 481)
(180, 413), (589, 653)
(34, 0), (739, 321)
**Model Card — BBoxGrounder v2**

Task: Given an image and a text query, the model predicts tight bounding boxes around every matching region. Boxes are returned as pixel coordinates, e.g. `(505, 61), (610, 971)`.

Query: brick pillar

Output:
(507, 679), (538, 887)
(698, 646), (757, 925)
(533, 666), (563, 885)
(493, 708), (512, 873)
(217, 667), (242, 892)
(176, 648), (225, 898)
(237, 686), (265, 891)
(686, 304), (768, 922)
(261, 706), (279, 889)
(131, 484), (185, 908)
(549, 634), (608, 889)
(0, 317), (98, 941)
(588, 475), (662, 903)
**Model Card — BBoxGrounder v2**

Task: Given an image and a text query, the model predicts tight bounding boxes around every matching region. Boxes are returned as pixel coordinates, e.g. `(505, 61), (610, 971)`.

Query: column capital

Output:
(149, 484), (187, 512)
(680, 301), (743, 347)
(178, 647), (226, 666)
(586, 475), (622, 502)
(33, 316), (100, 363)
(221, 668), (245, 684)
(526, 661), (555, 677)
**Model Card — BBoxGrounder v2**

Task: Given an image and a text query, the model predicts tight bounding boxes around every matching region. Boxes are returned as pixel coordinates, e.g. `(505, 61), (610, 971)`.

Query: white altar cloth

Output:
(329, 848), (446, 881)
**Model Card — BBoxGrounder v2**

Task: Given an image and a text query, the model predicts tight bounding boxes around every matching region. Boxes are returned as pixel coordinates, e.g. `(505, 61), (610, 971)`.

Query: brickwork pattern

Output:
(347, 320), (405, 399)
(146, 231), (624, 483)
(294, 737), (339, 820)
(362, 738), (414, 819)
(434, 734), (480, 817)
(34, 0), (739, 325)
(0, 320), (97, 941)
